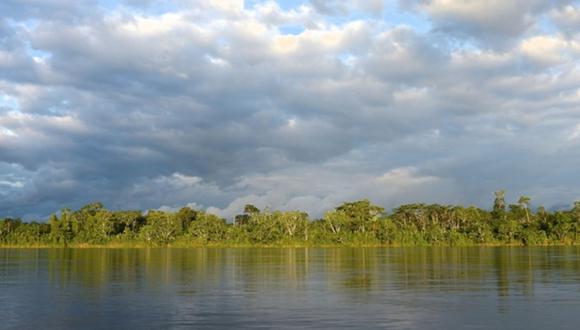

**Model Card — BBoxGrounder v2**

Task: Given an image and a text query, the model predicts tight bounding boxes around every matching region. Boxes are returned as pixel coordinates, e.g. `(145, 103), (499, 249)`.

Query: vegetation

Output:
(2, 192), (580, 247)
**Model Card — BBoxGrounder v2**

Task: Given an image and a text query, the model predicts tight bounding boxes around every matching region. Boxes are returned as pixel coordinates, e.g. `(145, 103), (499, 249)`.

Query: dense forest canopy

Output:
(2, 192), (580, 246)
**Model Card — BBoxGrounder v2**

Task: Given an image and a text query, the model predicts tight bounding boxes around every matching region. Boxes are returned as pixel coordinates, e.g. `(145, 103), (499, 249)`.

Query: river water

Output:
(1, 247), (579, 329)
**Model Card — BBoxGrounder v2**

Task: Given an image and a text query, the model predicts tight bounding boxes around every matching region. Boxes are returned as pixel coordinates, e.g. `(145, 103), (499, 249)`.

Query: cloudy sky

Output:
(1, 0), (580, 220)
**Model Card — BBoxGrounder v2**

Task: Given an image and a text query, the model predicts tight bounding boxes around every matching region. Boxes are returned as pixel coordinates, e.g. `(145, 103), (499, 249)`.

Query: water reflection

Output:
(1, 247), (580, 329)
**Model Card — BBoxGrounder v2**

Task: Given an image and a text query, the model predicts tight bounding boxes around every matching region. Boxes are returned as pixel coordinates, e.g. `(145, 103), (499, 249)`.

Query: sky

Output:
(1, 0), (580, 220)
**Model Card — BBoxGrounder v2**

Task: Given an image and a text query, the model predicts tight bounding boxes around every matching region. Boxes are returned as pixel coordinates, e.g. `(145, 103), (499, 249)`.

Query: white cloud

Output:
(206, 166), (456, 220)
(519, 35), (570, 66)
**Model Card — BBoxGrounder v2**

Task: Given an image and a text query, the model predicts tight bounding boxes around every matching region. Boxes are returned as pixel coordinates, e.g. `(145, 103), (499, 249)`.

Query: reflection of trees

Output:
(3, 246), (579, 304)
(321, 248), (377, 291)
(230, 248), (309, 295)
(40, 248), (311, 298)
(385, 247), (580, 300)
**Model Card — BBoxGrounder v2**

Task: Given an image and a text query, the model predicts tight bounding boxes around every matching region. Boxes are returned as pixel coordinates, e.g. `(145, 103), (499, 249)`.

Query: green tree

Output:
(547, 212), (573, 242)
(188, 213), (227, 242)
(323, 210), (348, 235)
(235, 204), (260, 226)
(246, 210), (282, 243)
(244, 204), (260, 214)
(277, 211), (309, 239)
(140, 211), (181, 245)
(492, 190), (506, 222)
(336, 200), (384, 234)
(115, 210), (144, 235)
(89, 210), (115, 243)
(176, 207), (197, 232)
(0, 218), (21, 243)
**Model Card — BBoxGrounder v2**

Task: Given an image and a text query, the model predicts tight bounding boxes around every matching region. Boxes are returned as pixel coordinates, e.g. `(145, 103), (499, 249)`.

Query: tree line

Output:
(1, 191), (580, 246)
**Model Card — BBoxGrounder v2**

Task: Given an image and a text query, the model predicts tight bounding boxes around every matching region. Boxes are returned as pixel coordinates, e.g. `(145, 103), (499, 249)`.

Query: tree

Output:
(392, 204), (428, 230)
(140, 211), (181, 245)
(48, 209), (75, 246)
(0, 218), (21, 243)
(49, 214), (61, 243)
(537, 206), (548, 225)
(518, 196), (531, 224)
(90, 210), (115, 243)
(570, 201), (580, 241)
(492, 190), (506, 222)
(324, 210), (348, 235)
(176, 207), (197, 232)
(277, 211), (308, 239)
(574, 201), (580, 213)
(335, 200), (384, 234)
(115, 210), (144, 234)
(245, 210), (282, 243)
(235, 204), (261, 225)
(548, 212), (573, 242)
(78, 202), (104, 215)
(188, 213), (227, 242)
(60, 209), (75, 245)
(244, 204), (260, 214)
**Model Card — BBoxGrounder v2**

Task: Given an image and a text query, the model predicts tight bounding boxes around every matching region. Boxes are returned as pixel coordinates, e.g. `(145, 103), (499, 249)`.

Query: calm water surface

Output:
(1, 247), (580, 329)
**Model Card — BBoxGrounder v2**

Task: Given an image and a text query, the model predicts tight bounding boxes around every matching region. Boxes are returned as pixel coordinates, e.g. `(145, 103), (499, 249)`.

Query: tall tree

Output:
(336, 199), (384, 234)
(492, 190), (506, 222)
(518, 196), (531, 224)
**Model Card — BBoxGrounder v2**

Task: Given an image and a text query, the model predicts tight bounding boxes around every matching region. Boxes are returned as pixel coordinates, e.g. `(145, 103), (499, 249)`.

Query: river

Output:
(1, 247), (579, 329)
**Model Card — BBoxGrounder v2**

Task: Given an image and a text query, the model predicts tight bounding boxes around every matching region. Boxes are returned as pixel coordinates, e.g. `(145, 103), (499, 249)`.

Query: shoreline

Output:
(2, 242), (579, 249)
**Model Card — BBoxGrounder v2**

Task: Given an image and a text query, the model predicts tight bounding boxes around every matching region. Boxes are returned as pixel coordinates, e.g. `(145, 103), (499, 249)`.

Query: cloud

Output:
(404, 0), (567, 48)
(1, 1), (580, 219)
(551, 4), (580, 36)
(207, 166), (457, 220)
(310, 0), (386, 16)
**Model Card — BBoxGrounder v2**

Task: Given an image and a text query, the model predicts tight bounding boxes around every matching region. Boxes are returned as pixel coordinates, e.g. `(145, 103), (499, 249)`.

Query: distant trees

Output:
(2, 193), (580, 247)
(0, 218), (49, 244)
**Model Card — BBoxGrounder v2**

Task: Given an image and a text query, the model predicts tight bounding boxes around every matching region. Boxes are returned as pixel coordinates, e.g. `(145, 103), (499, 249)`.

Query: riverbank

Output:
(2, 241), (578, 249)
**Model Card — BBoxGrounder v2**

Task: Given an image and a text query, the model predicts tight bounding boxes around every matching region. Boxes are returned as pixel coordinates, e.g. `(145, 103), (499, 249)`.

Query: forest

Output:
(1, 191), (580, 247)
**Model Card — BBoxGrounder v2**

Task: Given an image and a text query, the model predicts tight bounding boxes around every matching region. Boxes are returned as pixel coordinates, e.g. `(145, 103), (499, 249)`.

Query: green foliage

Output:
(374, 219), (398, 244)
(0, 218), (22, 243)
(2, 192), (580, 247)
(497, 219), (521, 243)
(492, 190), (506, 222)
(519, 226), (548, 245)
(188, 212), (227, 242)
(323, 210), (349, 242)
(140, 210), (182, 245)
(245, 211), (283, 243)
(335, 200), (384, 234)
(176, 207), (197, 232)
(545, 212), (574, 242)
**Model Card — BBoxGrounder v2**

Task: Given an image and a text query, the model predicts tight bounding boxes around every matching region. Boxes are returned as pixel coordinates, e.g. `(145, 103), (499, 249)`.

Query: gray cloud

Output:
(403, 0), (570, 48)
(310, 0), (385, 16)
(551, 4), (580, 36)
(1, 1), (580, 220)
